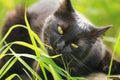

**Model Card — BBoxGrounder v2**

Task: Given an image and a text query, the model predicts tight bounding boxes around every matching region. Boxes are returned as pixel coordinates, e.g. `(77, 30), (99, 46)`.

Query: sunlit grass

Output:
(0, 10), (86, 80)
(5, 73), (22, 80)
(108, 33), (120, 79)
(0, 0), (120, 80)
(0, 0), (120, 46)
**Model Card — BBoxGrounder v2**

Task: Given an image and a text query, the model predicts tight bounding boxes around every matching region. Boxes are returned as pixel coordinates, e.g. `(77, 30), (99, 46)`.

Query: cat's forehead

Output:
(53, 12), (94, 32)
(46, 11), (95, 35)
(47, 14), (71, 29)
(54, 12), (75, 23)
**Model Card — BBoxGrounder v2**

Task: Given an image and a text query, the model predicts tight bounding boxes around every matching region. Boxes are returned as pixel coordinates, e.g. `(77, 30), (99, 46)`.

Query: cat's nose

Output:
(56, 41), (65, 51)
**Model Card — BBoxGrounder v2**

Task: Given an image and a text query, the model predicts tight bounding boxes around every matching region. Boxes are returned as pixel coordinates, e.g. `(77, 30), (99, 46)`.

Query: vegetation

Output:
(0, 8), (86, 80)
(0, 0), (120, 55)
(0, 0), (120, 80)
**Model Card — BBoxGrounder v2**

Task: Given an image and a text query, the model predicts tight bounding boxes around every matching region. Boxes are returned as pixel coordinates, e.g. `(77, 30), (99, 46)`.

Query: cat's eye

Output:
(71, 43), (79, 48)
(57, 26), (63, 35)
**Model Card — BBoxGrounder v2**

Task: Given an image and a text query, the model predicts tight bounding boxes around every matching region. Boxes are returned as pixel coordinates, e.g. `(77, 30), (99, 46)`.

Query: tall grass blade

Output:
(108, 33), (120, 78)
(24, 9), (39, 56)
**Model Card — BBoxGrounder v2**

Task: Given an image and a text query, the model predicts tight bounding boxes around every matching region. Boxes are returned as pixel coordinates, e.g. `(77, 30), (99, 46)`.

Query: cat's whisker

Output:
(69, 53), (94, 73)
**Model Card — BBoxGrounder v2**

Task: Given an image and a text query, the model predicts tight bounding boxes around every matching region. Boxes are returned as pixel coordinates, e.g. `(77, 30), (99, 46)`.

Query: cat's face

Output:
(43, 0), (111, 58)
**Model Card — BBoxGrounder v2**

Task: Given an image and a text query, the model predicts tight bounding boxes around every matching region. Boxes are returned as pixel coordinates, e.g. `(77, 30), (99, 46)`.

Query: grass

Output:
(1, 0), (120, 55)
(108, 33), (120, 78)
(0, 0), (120, 80)
(0, 9), (86, 80)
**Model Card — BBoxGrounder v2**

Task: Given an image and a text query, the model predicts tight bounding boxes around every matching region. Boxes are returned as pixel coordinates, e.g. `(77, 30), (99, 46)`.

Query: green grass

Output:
(0, 0), (120, 80)
(108, 33), (120, 78)
(0, 0), (120, 55)
(0, 9), (86, 79)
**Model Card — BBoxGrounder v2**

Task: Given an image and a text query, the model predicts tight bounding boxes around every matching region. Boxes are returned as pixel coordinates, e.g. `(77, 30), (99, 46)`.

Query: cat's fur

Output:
(0, 0), (120, 79)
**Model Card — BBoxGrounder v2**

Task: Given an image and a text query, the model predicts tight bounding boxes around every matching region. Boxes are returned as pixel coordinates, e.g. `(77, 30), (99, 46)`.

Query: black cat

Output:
(0, 0), (120, 79)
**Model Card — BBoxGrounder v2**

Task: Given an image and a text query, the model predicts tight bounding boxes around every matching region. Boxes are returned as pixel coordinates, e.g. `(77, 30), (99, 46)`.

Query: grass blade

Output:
(8, 47), (42, 80)
(108, 33), (120, 78)
(5, 74), (22, 80)
(0, 57), (17, 79)
(49, 65), (62, 80)
(0, 25), (26, 45)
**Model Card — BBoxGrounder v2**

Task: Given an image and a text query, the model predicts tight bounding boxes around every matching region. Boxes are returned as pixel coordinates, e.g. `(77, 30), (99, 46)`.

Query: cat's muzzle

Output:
(55, 40), (65, 51)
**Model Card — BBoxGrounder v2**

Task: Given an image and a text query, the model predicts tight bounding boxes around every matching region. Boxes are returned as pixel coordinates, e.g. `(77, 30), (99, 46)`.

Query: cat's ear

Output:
(89, 25), (112, 37)
(57, 0), (74, 12)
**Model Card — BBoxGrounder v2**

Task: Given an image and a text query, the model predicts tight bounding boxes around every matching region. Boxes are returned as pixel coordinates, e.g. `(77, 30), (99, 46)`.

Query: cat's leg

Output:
(0, 6), (34, 79)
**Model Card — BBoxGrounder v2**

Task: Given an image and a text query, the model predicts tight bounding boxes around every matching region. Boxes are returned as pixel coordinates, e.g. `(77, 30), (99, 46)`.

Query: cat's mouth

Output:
(53, 40), (65, 51)
(45, 38), (66, 54)
(49, 44), (64, 54)
(52, 46), (70, 56)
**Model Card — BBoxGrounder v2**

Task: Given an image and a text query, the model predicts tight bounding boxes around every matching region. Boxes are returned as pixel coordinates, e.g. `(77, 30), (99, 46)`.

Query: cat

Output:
(0, 0), (120, 79)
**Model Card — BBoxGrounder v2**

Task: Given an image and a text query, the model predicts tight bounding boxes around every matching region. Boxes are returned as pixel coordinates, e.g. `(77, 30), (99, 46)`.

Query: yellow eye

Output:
(58, 26), (63, 34)
(71, 43), (79, 48)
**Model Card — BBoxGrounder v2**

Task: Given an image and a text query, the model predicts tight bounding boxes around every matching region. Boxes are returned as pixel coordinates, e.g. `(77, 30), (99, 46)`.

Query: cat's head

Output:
(43, 0), (111, 58)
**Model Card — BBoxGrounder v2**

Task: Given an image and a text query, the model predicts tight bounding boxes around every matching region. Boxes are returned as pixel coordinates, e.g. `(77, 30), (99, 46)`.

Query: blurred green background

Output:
(0, 0), (120, 56)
